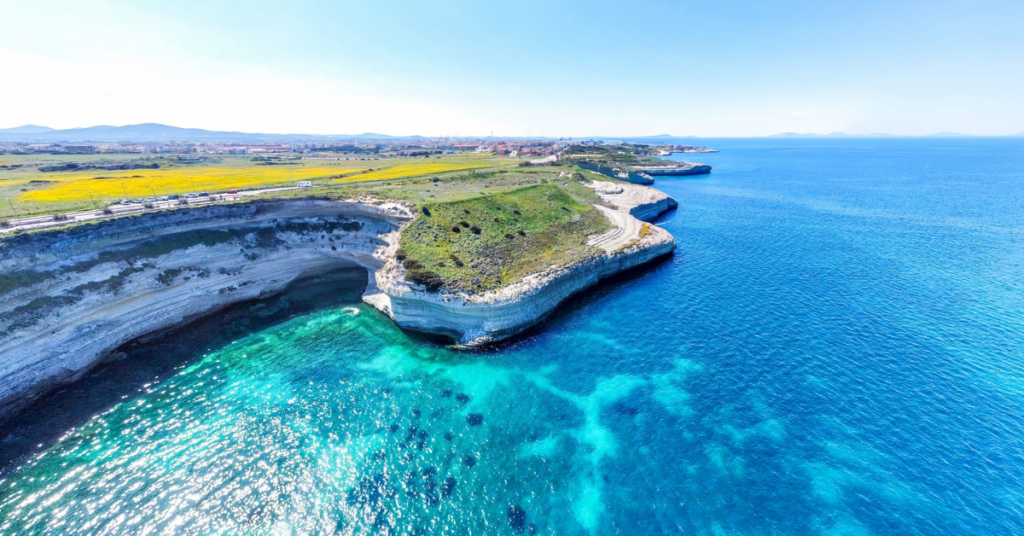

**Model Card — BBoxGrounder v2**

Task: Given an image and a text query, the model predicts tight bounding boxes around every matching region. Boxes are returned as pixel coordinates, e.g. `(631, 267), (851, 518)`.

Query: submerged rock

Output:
(441, 476), (456, 498)
(463, 455), (476, 468)
(466, 413), (483, 426)
(508, 505), (527, 533)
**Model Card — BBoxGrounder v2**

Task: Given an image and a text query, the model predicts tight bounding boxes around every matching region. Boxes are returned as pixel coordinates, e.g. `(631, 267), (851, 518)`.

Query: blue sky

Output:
(1, 0), (1022, 136)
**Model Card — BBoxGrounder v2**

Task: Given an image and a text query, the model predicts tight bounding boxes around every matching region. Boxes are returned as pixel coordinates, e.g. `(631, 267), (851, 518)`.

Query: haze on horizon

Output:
(1, 0), (1021, 138)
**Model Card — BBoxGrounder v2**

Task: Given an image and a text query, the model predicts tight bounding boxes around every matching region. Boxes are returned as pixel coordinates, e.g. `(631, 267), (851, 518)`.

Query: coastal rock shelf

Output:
(364, 181), (677, 346)
(576, 160), (711, 185)
(0, 183), (676, 421)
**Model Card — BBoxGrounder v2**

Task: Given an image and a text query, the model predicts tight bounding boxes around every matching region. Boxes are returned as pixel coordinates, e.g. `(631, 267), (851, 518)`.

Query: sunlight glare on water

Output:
(1, 138), (1023, 535)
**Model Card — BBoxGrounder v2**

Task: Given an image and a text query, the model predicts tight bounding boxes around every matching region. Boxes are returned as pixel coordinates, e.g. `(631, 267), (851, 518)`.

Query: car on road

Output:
(227, 190), (238, 194)
(167, 195), (180, 200)
(198, 192), (209, 197)
(185, 193), (199, 199)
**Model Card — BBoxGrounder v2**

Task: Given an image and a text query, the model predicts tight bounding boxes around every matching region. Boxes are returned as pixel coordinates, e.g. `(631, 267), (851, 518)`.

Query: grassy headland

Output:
(397, 180), (610, 291)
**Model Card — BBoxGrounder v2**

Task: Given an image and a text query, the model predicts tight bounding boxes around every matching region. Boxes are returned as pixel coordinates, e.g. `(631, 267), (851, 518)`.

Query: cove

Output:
(1, 138), (1023, 535)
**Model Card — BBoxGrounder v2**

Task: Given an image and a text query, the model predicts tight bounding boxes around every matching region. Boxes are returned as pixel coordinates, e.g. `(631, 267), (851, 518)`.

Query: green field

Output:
(397, 180), (610, 291)
(1, 151), (643, 294)
(0, 152), (515, 217)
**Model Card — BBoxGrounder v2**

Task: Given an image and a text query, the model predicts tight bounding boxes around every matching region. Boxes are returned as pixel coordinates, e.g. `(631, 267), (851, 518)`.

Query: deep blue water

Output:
(1, 138), (1023, 535)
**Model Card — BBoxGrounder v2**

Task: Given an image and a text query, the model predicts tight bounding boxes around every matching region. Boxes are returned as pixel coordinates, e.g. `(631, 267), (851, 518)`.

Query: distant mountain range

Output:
(1, 123), (1020, 143)
(0, 123), (419, 143)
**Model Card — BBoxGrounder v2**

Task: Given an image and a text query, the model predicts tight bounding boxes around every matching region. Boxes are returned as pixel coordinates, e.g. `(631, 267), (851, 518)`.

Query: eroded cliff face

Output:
(0, 198), (415, 421)
(364, 181), (676, 346)
(0, 182), (677, 422)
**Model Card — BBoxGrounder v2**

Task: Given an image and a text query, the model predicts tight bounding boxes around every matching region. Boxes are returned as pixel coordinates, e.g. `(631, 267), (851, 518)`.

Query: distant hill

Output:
(0, 125), (56, 134)
(0, 123), (414, 143)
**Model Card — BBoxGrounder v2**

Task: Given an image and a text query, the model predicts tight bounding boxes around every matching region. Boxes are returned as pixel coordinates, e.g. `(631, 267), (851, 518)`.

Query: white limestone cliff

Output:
(363, 181), (676, 345)
(0, 181), (676, 421)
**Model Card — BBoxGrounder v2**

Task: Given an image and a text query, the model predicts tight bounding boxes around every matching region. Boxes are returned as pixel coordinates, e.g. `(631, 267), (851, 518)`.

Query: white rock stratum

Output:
(0, 181), (675, 421)
(362, 180), (676, 346)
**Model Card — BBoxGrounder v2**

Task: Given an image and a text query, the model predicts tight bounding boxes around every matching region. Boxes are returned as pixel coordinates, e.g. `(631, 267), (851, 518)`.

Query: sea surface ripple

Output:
(1, 138), (1022, 535)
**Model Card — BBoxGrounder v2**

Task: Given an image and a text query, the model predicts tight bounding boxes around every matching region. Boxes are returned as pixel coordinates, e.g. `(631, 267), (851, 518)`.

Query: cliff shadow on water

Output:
(0, 266), (368, 474)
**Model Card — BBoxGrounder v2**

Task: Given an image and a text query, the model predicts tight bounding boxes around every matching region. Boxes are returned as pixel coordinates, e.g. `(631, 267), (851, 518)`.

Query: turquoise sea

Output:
(1, 138), (1023, 535)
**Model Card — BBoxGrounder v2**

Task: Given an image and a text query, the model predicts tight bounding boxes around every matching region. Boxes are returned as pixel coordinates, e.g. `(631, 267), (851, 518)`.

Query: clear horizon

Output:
(1, 0), (1022, 137)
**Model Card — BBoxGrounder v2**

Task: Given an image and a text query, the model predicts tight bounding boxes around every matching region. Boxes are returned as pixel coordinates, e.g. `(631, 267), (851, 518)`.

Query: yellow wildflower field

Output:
(16, 161), (496, 206)
(18, 164), (368, 204)
(335, 162), (492, 183)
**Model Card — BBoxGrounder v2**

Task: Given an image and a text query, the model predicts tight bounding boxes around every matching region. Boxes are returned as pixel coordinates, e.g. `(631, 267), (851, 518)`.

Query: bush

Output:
(451, 226), (461, 233)
(406, 268), (446, 291)
(459, 221), (470, 228)
(143, 203), (155, 209)
(470, 225), (482, 235)
(0, 219), (9, 228)
(421, 206), (431, 216)
(52, 214), (69, 222)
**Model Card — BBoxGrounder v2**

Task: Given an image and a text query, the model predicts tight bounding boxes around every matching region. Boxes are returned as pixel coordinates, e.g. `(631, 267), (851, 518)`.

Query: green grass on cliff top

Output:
(398, 180), (611, 292)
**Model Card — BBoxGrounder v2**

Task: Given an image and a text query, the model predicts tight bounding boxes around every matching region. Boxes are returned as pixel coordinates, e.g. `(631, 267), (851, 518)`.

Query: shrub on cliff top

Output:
(397, 182), (609, 292)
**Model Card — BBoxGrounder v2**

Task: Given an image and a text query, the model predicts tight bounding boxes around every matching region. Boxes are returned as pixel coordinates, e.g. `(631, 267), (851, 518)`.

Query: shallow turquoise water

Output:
(2, 138), (1024, 535)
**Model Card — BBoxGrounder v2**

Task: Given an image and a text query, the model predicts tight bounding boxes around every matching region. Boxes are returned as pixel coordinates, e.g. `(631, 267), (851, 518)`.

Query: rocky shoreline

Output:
(363, 181), (676, 345)
(0, 182), (676, 421)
